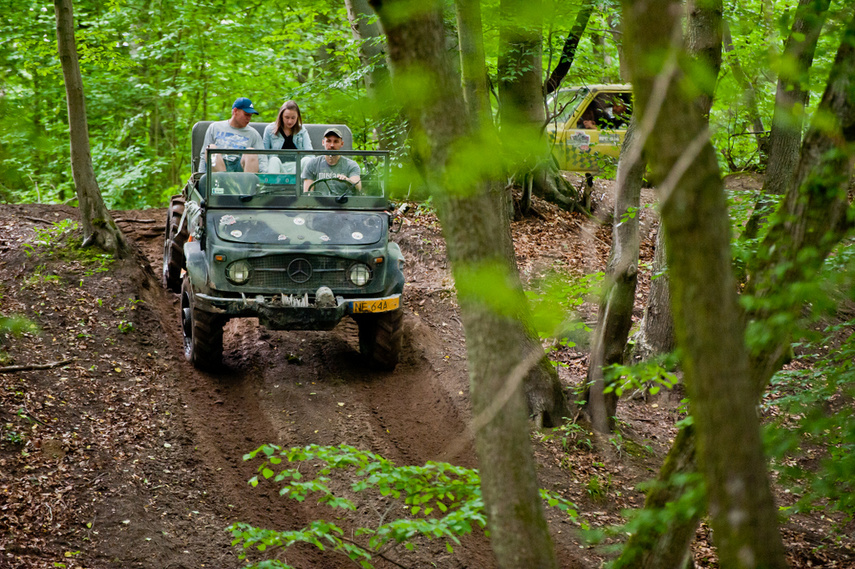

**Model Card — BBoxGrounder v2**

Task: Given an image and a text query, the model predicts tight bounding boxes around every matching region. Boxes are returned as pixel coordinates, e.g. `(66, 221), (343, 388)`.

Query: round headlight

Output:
(348, 263), (372, 287)
(226, 260), (252, 284)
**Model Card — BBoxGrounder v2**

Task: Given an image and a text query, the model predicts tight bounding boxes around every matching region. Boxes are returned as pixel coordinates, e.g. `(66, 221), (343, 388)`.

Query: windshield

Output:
(213, 210), (385, 246)
(546, 88), (587, 125)
(201, 149), (390, 209)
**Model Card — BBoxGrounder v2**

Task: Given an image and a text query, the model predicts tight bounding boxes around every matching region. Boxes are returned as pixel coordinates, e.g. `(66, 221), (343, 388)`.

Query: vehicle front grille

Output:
(246, 255), (358, 290)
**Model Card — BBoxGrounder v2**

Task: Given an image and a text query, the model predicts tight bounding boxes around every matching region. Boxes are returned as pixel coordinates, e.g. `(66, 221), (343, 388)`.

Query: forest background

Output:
(2, 0), (855, 567)
(1, 0), (846, 208)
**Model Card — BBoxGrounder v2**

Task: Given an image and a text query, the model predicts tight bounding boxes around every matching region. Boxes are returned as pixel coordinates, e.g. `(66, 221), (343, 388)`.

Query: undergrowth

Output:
(230, 444), (583, 568)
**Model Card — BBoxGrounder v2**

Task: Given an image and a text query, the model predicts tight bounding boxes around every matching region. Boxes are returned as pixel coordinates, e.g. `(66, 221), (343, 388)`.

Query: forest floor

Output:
(0, 173), (853, 568)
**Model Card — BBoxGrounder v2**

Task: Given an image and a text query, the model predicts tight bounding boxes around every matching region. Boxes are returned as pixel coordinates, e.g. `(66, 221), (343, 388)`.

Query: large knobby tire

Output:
(355, 309), (403, 371)
(162, 196), (189, 293)
(180, 276), (225, 370)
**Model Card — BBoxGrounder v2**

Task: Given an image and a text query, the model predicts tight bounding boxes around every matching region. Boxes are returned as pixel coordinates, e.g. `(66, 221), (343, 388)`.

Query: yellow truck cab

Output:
(546, 84), (632, 173)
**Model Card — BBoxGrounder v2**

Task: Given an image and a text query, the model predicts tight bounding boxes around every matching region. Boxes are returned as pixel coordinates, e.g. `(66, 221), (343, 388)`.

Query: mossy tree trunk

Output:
(686, 0), (722, 119)
(634, 0), (721, 364)
(636, 227), (675, 358)
(54, 0), (130, 258)
(369, 0), (561, 565)
(622, 0), (789, 566)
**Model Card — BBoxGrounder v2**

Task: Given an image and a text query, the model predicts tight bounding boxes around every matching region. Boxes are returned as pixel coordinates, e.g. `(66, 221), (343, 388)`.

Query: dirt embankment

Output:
(0, 190), (851, 568)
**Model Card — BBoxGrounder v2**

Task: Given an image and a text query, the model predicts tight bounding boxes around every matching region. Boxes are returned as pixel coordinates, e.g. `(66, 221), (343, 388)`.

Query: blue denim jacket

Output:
(262, 124), (313, 151)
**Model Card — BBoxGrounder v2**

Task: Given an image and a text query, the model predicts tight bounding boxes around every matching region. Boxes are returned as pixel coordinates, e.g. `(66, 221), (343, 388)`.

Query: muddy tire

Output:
(181, 276), (225, 369)
(162, 196), (188, 293)
(355, 309), (403, 371)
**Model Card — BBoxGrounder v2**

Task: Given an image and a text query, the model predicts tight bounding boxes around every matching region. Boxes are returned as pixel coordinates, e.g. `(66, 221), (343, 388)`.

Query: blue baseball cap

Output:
(232, 97), (259, 115)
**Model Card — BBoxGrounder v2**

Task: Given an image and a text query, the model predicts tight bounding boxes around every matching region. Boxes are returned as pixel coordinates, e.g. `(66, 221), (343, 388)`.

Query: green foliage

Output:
(230, 444), (581, 568)
(0, 0), (846, 207)
(2, 427), (25, 446)
(598, 472), (707, 567)
(527, 270), (603, 343)
(542, 420), (594, 451)
(763, 318), (855, 525)
(585, 471), (612, 502)
(21, 220), (113, 275)
(0, 315), (39, 337)
(602, 352), (680, 398)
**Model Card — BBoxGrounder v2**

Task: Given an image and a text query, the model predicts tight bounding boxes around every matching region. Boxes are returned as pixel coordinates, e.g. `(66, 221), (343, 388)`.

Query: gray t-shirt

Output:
(302, 156), (360, 193)
(199, 120), (267, 173)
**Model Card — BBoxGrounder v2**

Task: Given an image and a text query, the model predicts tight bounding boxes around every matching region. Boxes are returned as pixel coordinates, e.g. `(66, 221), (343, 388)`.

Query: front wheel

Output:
(181, 276), (226, 369)
(162, 196), (188, 293)
(355, 309), (403, 371)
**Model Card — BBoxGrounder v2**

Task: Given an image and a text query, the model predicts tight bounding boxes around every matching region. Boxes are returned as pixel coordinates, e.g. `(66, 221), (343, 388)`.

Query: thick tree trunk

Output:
(369, 0), (559, 566)
(584, 116), (644, 433)
(633, 0), (722, 363)
(544, 1), (595, 95)
(623, 1), (789, 567)
(743, 0), (831, 239)
(748, 8), (855, 389)
(54, 0), (129, 258)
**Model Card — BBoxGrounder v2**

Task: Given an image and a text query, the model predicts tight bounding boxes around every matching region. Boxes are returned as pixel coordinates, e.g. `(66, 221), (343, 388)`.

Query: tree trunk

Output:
(54, 0), (129, 258)
(623, 1), (789, 567)
(498, 0), (551, 201)
(633, 0), (723, 363)
(345, 0), (399, 151)
(686, 0), (723, 119)
(584, 116), (644, 433)
(748, 7), (855, 390)
(743, 0), (831, 239)
(614, 9), (855, 566)
(636, 225), (675, 357)
(369, 0), (559, 566)
(455, 0), (491, 128)
(763, 0), (830, 197)
(544, 1), (595, 95)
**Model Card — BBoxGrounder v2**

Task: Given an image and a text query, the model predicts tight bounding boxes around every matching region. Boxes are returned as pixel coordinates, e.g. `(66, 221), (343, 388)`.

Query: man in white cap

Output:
(301, 127), (361, 193)
(200, 97), (267, 173)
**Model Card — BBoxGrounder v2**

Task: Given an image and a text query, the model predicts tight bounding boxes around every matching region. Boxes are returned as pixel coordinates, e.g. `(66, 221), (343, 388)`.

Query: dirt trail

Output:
(125, 207), (494, 568)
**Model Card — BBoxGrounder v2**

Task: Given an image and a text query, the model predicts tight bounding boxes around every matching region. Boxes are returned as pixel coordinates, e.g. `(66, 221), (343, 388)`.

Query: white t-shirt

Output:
(199, 120), (267, 173)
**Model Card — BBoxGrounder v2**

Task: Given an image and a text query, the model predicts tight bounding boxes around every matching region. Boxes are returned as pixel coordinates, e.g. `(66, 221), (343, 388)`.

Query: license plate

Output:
(351, 297), (400, 314)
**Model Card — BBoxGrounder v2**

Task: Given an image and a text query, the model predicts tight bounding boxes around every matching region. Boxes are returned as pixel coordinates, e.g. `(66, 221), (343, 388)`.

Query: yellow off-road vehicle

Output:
(546, 84), (632, 173)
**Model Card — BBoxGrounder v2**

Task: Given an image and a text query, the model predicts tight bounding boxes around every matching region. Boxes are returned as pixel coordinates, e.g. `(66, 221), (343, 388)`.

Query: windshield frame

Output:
(202, 149), (391, 210)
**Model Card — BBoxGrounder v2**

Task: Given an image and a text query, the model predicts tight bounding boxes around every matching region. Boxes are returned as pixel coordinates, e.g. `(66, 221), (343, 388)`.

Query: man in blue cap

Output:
(200, 97), (267, 173)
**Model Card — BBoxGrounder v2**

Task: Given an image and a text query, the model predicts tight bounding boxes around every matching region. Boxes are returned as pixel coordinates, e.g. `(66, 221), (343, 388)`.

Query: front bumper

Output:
(194, 291), (401, 331)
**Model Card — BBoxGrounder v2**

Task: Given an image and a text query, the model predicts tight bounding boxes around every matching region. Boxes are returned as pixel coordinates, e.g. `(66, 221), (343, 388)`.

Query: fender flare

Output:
(384, 242), (406, 296)
(183, 241), (210, 293)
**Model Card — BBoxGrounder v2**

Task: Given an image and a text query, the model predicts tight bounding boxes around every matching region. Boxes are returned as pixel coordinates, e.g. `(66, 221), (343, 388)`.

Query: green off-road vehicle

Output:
(162, 122), (405, 370)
